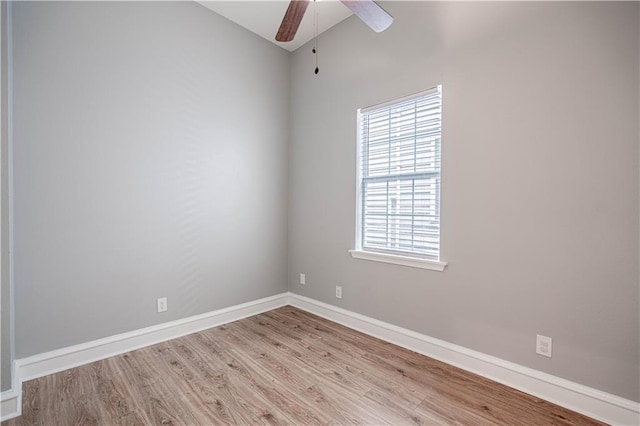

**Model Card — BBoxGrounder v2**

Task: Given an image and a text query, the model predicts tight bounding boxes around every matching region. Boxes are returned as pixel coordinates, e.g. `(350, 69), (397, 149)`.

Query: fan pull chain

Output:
(313, 0), (319, 74)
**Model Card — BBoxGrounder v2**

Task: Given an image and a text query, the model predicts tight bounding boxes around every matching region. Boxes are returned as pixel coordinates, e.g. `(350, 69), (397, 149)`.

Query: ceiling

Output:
(197, 1), (354, 52)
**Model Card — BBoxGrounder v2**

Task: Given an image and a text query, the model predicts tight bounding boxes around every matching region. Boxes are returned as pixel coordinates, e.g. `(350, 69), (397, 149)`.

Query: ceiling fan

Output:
(275, 0), (393, 42)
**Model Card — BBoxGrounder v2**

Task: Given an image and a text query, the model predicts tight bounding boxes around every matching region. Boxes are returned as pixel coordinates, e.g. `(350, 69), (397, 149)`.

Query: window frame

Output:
(350, 86), (447, 272)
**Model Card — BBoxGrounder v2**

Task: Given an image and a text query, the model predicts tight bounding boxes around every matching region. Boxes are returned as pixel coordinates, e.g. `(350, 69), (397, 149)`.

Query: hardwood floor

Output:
(3, 306), (604, 425)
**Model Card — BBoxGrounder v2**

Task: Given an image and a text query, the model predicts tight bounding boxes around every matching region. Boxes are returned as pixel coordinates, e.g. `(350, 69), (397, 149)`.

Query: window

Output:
(350, 86), (446, 271)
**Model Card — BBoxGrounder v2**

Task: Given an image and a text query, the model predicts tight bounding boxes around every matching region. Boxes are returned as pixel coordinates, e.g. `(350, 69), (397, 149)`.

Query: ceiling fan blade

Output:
(340, 0), (393, 33)
(276, 0), (310, 42)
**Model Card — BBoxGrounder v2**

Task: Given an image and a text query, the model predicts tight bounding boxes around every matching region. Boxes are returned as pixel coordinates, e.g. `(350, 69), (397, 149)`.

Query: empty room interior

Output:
(0, 0), (639, 424)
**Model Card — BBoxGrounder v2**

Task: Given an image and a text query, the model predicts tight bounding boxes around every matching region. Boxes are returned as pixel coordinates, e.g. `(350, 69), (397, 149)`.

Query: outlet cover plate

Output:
(157, 297), (168, 313)
(536, 334), (552, 357)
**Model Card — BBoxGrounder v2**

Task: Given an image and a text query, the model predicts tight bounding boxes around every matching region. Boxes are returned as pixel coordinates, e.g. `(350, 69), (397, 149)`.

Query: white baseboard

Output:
(4, 292), (639, 425)
(17, 293), (289, 382)
(289, 293), (640, 426)
(2, 292), (287, 421)
(0, 388), (20, 422)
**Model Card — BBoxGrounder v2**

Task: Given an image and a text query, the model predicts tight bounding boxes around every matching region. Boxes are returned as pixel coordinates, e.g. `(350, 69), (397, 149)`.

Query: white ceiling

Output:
(197, 1), (354, 52)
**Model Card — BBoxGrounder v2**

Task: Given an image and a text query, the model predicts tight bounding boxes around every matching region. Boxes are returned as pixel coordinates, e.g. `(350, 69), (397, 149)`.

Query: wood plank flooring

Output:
(3, 306), (605, 425)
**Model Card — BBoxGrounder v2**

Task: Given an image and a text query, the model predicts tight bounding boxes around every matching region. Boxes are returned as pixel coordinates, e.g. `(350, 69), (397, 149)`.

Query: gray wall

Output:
(7, 0), (640, 405)
(12, 1), (290, 358)
(288, 1), (640, 401)
(1, 0), (12, 392)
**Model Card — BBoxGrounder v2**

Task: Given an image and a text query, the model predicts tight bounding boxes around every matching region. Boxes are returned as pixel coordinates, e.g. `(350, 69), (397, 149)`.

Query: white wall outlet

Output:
(536, 334), (552, 357)
(300, 273), (306, 285)
(157, 297), (168, 313)
(335, 286), (342, 299)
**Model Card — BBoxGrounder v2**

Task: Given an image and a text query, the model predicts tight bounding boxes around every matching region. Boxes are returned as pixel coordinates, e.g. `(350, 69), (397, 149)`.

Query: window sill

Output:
(348, 250), (448, 272)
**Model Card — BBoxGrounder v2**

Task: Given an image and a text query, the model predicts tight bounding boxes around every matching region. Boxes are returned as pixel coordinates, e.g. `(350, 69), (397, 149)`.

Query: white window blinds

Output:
(356, 86), (442, 261)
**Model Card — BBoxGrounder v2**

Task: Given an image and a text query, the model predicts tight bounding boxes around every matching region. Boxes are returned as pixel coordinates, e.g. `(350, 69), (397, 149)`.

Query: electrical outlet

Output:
(157, 297), (168, 313)
(300, 273), (306, 285)
(536, 334), (552, 357)
(335, 286), (342, 299)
